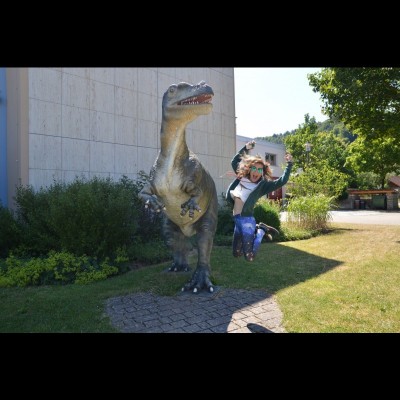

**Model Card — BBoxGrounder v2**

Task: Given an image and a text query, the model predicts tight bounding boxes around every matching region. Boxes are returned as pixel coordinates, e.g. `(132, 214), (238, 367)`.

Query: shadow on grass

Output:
(105, 238), (344, 333)
(210, 241), (342, 294)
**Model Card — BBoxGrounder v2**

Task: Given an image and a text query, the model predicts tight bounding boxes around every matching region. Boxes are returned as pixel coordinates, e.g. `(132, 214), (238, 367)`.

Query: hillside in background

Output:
(256, 117), (357, 144)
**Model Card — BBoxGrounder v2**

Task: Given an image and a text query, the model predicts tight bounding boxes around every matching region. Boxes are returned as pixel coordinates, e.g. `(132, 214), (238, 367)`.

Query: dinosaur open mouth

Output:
(178, 94), (213, 105)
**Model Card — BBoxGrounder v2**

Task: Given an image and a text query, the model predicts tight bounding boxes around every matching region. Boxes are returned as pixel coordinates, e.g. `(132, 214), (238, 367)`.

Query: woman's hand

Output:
(285, 153), (293, 163)
(245, 140), (255, 150)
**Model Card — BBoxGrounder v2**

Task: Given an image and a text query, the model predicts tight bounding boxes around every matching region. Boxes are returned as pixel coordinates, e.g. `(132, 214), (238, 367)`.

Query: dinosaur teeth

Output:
(178, 94), (213, 105)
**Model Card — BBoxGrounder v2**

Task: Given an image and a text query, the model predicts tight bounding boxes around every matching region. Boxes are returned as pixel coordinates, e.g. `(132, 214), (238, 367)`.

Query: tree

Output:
(309, 68), (400, 187)
(283, 114), (319, 171)
(256, 129), (295, 145)
(308, 68), (400, 141)
(289, 163), (349, 199)
(317, 117), (357, 143)
(346, 136), (400, 189)
(284, 114), (351, 199)
(284, 114), (349, 173)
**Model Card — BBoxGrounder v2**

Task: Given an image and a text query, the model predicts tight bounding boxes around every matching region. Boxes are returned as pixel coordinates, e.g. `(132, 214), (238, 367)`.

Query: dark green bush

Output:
(0, 204), (22, 257)
(14, 176), (144, 258)
(120, 171), (164, 243)
(14, 185), (59, 256)
(213, 234), (232, 246)
(128, 240), (170, 264)
(253, 198), (281, 232)
(216, 205), (234, 235)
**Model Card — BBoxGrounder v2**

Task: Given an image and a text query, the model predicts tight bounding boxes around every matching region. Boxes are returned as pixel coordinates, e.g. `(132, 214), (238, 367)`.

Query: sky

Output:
(234, 68), (327, 138)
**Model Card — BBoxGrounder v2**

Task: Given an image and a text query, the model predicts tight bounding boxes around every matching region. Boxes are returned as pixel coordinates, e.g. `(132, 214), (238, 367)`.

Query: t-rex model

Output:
(139, 81), (218, 293)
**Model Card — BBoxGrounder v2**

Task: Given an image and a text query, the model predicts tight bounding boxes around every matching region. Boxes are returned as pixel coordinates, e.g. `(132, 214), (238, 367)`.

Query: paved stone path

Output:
(105, 287), (286, 333)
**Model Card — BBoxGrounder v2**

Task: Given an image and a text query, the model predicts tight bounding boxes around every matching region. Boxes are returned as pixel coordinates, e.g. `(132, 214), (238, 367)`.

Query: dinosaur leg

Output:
(164, 218), (191, 272)
(182, 199), (218, 293)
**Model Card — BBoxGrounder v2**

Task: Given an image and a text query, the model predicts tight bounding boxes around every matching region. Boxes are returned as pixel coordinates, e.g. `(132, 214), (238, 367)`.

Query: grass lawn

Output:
(1, 222), (399, 332)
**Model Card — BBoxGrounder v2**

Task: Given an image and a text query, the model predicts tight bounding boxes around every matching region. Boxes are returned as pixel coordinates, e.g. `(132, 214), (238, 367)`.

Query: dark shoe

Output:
(258, 222), (279, 236)
(264, 233), (273, 242)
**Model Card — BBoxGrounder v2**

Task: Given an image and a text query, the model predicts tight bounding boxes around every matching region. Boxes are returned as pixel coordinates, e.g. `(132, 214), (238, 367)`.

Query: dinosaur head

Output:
(162, 81), (214, 122)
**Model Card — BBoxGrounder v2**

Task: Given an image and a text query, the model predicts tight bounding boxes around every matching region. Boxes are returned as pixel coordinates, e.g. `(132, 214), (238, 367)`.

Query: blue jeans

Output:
(232, 215), (265, 261)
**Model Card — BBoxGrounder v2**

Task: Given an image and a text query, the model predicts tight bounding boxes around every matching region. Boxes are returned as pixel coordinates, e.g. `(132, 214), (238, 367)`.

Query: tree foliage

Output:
(257, 116), (356, 145)
(346, 135), (400, 188)
(288, 164), (349, 199)
(256, 129), (296, 144)
(284, 114), (351, 199)
(283, 114), (349, 173)
(308, 67), (400, 141)
(317, 116), (357, 143)
(308, 68), (400, 187)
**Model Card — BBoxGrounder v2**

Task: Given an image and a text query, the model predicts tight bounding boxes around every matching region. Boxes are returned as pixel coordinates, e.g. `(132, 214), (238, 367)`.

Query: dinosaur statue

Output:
(139, 81), (218, 293)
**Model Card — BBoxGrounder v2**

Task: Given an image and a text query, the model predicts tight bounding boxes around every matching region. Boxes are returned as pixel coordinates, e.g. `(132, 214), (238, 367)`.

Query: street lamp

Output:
(304, 142), (312, 166)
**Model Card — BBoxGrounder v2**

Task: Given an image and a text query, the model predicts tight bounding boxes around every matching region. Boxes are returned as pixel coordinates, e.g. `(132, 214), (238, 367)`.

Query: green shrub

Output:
(253, 198), (281, 232)
(14, 185), (58, 256)
(278, 225), (317, 242)
(119, 171), (164, 243)
(0, 251), (120, 287)
(1, 255), (53, 286)
(13, 172), (166, 260)
(128, 240), (170, 264)
(14, 176), (144, 258)
(0, 204), (22, 257)
(213, 234), (233, 246)
(75, 261), (119, 285)
(286, 194), (334, 230)
(216, 205), (234, 235)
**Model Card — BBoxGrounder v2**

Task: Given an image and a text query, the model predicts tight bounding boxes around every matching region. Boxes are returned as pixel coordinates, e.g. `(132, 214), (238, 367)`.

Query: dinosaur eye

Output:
(169, 86), (176, 94)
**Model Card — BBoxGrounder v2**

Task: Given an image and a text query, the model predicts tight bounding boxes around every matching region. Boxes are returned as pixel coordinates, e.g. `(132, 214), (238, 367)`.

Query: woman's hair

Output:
(236, 154), (273, 180)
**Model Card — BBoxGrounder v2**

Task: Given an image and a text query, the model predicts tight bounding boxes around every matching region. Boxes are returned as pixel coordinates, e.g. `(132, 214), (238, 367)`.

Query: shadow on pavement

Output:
(247, 323), (274, 333)
(106, 242), (343, 333)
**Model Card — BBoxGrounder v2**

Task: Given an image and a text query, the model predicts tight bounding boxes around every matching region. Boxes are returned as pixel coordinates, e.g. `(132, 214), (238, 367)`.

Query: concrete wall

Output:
(6, 69), (29, 207)
(6, 68), (236, 208)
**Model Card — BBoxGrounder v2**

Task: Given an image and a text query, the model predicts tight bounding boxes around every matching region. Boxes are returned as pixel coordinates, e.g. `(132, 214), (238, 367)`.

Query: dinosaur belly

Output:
(152, 173), (206, 235)
(162, 192), (204, 229)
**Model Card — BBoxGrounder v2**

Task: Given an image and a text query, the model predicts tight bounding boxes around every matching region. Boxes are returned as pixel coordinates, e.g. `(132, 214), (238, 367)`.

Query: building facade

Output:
(1, 68), (237, 209)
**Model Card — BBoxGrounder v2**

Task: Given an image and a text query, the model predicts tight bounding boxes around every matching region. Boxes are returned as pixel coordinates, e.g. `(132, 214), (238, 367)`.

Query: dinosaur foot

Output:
(168, 262), (191, 272)
(181, 264), (213, 294)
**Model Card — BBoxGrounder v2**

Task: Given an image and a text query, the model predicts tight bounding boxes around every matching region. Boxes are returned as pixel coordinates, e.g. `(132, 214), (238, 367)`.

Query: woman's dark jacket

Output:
(225, 145), (293, 217)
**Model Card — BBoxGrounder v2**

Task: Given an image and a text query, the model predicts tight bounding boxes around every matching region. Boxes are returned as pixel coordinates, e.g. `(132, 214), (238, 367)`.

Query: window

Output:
(265, 153), (276, 166)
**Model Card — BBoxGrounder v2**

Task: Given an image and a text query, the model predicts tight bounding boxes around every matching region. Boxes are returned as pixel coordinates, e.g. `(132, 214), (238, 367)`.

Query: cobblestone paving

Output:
(105, 287), (286, 333)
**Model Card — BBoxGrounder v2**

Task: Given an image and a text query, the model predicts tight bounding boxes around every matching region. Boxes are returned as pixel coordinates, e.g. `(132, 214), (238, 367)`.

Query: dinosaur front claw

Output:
(144, 198), (165, 213)
(180, 199), (202, 218)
